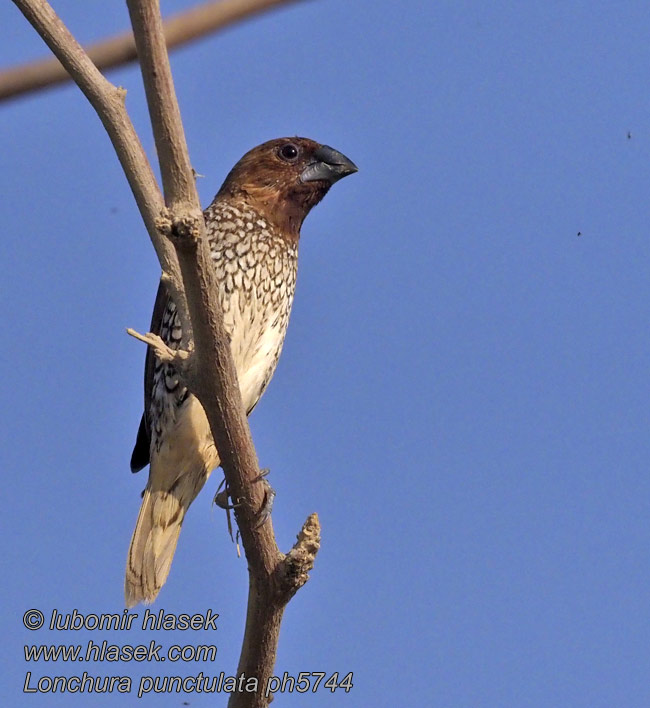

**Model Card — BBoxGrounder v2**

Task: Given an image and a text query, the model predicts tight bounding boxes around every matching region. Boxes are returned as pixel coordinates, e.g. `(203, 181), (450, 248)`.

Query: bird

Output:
(125, 137), (357, 607)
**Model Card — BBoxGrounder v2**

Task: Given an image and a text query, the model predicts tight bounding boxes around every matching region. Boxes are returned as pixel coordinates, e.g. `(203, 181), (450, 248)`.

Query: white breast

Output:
(225, 290), (292, 413)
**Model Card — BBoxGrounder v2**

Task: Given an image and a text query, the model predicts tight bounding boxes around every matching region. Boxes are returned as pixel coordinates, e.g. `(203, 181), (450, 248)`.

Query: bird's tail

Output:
(125, 396), (220, 607)
(125, 486), (187, 608)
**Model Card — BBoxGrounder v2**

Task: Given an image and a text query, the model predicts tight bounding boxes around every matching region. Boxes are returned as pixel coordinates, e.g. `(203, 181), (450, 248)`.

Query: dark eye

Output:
(279, 143), (299, 161)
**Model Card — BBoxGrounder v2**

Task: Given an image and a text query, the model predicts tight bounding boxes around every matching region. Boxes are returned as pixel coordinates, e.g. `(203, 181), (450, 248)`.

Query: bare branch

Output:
(124, 9), (316, 703)
(14, 1), (320, 705)
(228, 515), (321, 708)
(124, 0), (281, 570)
(126, 0), (199, 211)
(1, 0), (308, 102)
(10, 0), (189, 328)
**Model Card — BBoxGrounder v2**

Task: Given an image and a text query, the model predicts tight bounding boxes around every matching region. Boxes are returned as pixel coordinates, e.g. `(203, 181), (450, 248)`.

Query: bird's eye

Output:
(279, 144), (299, 161)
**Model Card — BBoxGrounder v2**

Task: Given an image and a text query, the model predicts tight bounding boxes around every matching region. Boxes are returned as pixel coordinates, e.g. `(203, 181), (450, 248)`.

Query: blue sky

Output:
(3, 0), (650, 705)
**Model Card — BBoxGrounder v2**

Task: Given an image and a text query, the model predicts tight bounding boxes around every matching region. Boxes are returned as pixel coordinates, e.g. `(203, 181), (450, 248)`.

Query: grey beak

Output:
(300, 145), (358, 184)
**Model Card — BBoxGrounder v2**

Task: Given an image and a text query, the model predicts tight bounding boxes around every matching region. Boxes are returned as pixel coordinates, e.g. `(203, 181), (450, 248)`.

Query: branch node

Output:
(155, 208), (173, 237)
(277, 513), (321, 602)
(160, 271), (174, 289)
(170, 208), (204, 248)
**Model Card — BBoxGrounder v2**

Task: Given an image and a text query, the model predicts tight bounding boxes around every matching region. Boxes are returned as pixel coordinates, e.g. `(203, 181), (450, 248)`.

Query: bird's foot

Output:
(213, 477), (240, 549)
(213, 478), (238, 510)
(253, 469), (276, 529)
(213, 470), (275, 527)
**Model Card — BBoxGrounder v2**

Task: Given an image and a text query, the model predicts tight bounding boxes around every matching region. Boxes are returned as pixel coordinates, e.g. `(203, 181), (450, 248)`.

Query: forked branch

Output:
(11, 1), (320, 706)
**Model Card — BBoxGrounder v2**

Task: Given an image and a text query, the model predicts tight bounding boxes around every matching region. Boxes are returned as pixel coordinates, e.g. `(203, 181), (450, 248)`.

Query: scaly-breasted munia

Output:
(125, 137), (357, 606)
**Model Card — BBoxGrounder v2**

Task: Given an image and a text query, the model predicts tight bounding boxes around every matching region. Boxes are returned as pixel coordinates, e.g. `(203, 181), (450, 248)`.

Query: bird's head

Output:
(216, 137), (357, 238)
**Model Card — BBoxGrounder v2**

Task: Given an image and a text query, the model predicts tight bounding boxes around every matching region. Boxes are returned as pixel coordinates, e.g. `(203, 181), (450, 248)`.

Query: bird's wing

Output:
(130, 279), (171, 473)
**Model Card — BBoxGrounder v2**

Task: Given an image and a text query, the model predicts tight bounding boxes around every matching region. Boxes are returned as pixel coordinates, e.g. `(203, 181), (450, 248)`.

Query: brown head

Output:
(215, 137), (357, 238)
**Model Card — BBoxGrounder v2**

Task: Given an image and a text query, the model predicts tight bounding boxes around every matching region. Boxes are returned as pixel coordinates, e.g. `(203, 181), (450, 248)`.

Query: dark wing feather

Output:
(130, 279), (171, 472)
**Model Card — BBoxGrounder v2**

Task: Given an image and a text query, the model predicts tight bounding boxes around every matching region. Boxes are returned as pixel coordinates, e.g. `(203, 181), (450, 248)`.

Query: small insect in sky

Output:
(627, 131), (632, 140)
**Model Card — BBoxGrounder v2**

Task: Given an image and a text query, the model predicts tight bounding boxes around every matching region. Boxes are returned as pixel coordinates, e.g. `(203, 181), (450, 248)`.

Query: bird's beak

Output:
(300, 145), (358, 184)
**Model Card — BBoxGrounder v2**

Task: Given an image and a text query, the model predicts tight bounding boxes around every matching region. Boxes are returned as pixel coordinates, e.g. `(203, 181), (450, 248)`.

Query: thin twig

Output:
(1, 0), (308, 102)
(10, 0), (189, 331)
(126, 327), (192, 368)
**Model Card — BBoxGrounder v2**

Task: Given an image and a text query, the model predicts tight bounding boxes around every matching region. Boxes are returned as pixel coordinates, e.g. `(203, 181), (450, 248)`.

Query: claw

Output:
(213, 488), (236, 510)
(213, 469), (275, 530)
(213, 477), (239, 548)
(213, 477), (238, 510)
(254, 475), (276, 529)
(254, 467), (271, 483)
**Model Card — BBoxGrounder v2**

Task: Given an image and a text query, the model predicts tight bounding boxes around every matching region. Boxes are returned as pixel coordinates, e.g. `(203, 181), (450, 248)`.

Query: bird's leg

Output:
(213, 476), (241, 548)
(253, 468), (276, 529)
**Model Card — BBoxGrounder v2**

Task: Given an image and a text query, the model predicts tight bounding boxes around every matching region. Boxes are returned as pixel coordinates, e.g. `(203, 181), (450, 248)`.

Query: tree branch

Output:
(1, 0), (308, 102)
(125, 7), (320, 704)
(10, 0), (189, 332)
(13, 1), (320, 706)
